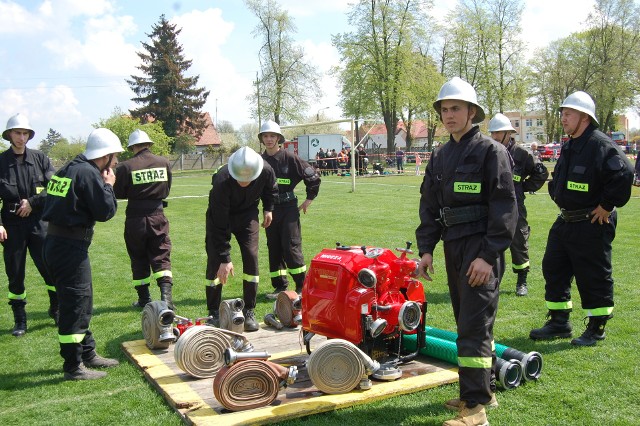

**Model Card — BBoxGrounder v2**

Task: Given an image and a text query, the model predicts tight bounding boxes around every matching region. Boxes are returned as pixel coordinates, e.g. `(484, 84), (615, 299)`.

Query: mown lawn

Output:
(1, 171), (638, 425)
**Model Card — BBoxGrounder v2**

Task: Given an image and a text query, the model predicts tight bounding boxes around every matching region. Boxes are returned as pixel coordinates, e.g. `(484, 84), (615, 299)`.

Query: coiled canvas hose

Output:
(174, 325), (239, 378)
(421, 326), (542, 381)
(219, 298), (245, 333)
(275, 291), (301, 327)
(213, 359), (293, 411)
(141, 301), (173, 349)
(307, 339), (380, 394)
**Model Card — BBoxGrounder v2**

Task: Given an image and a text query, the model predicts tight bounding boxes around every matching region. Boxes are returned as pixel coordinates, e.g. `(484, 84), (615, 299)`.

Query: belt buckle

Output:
(9, 203), (19, 213)
(559, 208), (567, 220)
(438, 207), (450, 227)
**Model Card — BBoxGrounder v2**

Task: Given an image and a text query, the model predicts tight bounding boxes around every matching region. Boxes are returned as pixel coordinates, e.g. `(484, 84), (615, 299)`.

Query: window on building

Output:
(525, 119), (533, 127)
(536, 119), (543, 127)
(515, 120), (520, 128)
(526, 132), (532, 141)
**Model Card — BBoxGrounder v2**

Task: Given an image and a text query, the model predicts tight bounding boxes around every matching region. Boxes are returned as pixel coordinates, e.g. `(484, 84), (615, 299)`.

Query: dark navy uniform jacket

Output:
(549, 125), (633, 212)
(42, 155), (117, 228)
(416, 126), (517, 266)
(261, 148), (320, 203)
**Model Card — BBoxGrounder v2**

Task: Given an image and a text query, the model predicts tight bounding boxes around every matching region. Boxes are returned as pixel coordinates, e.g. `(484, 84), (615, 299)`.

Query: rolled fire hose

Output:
(141, 301), (175, 349)
(213, 358), (296, 411)
(307, 339), (380, 394)
(421, 326), (542, 381)
(173, 325), (253, 378)
(275, 291), (302, 328)
(219, 298), (245, 333)
(402, 333), (524, 390)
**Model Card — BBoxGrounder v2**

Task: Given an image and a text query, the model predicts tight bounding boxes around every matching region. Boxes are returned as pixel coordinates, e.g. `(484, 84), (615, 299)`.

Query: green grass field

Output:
(1, 172), (639, 425)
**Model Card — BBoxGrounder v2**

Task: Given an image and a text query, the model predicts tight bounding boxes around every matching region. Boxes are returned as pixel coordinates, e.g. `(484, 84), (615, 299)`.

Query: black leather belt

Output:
(559, 208), (594, 222)
(47, 223), (94, 242)
(274, 191), (297, 205)
(437, 205), (488, 227)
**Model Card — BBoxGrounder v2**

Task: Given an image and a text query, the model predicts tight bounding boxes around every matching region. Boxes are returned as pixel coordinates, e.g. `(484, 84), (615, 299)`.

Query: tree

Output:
(94, 108), (172, 160)
(127, 15), (210, 140)
(39, 128), (66, 156)
(245, 0), (321, 125)
(49, 137), (86, 164)
(334, 0), (430, 153)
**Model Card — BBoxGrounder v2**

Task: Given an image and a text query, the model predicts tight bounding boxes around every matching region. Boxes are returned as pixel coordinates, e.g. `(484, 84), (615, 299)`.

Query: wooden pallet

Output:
(121, 325), (458, 426)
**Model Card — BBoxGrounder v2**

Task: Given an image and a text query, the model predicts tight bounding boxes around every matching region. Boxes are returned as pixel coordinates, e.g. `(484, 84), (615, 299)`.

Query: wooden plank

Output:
(121, 324), (458, 426)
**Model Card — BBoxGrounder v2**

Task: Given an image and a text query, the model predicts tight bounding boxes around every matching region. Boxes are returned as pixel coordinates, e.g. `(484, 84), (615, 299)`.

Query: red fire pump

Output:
(302, 242), (427, 392)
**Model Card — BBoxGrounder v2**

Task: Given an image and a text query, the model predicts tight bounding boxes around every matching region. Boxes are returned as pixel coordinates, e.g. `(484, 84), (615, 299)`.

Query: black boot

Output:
(158, 282), (175, 310)
(132, 284), (152, 308)
(571, 315), (610, 346)
(10, 300), (27, 337)
(529, 310), (572, 340)
(48, 290), (59, 325)
(515, 272), (528, 297)
(205, 285), (221, 327)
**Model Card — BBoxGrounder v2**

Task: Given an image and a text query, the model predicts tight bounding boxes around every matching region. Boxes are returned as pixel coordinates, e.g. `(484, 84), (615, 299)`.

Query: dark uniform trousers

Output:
(125, 211), (172, 286)
(206, 209), (260, 310)
(444, 233), (502, 405)
(542, 213), (616, 311)
(510, 202), (530, 273)
(3, 216), (52, 298)
(43, 235), (96, 373)
(265, 203), (306, 292)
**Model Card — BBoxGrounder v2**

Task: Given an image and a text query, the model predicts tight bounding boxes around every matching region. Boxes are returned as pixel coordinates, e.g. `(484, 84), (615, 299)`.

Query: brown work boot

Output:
(83, 353), (120, 368)
(445, 394), (498, 411)
(443, 402), (488, 426)
(64, 365), (108, 381)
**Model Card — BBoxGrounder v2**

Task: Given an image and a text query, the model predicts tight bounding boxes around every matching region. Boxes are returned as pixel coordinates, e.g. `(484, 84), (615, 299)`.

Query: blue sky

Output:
(2, 0), (619, 147)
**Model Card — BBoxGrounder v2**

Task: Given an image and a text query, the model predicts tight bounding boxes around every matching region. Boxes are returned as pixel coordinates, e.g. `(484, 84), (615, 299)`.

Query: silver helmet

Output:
(558, 91), (598, 125)
(258, 120), (285, 144)
(488, 113), (516, 133)
(3, 113), (35, 141)
(128, 129), (154, 148)
(84, 128), (124, 160)
(228, 146), (264, 182)
(433, 77), (486, 124)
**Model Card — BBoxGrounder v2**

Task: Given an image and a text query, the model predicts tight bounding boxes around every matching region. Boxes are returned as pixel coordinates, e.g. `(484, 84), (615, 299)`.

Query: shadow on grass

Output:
(0, 369), (64, 390)
(494, 335), (575, 355)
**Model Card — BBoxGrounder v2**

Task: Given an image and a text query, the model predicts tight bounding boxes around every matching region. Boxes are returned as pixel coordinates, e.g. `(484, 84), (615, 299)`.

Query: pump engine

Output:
(302, 242), (427, 392)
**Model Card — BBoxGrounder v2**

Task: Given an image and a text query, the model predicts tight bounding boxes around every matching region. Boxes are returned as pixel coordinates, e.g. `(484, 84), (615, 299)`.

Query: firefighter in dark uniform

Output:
(205, 147), (277, 332)
(259, 120), (320, 298)
(529, 91), (633, 346)
(0, 113), (57, 337)
(114, 129), (174, 309)
(488, 113), (549, 296)
(416, 77), (517, 426)
(42, 128), (123, 380)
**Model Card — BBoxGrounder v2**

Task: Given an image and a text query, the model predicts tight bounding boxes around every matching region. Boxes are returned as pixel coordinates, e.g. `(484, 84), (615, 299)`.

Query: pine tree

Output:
(127, 14), (210, 139)
(39, 128), (65, 157)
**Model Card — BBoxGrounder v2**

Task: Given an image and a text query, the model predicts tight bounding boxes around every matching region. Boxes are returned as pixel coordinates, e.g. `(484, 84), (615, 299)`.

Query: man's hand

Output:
(262, 211), (273, 228)
(0, 226), (7, 242)
(298, 199), (313, 214)
(216, 262), (234, 285)
(102, 168), (116, 186)
(466, 258), (492, 286)
(417, 253), (434, 281)
(16, 199), (32, 218)
(590, 205), (611, 225)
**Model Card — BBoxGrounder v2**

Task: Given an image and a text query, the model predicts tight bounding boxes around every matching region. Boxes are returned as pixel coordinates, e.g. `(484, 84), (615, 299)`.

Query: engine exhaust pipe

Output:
(224, 347), (270, 366)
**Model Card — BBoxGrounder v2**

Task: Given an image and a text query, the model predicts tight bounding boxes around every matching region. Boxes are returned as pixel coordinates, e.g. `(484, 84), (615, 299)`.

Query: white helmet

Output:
(258, 120), (284, 144)
(488, 113), (516, 133)
(228, 146), (264, 182)
(128, 129), (154, 148)
(3, 113), (35, 141)
(84, 128), (124, 160)
(433, 77), (486, 124)
(558, 91), (598, 125)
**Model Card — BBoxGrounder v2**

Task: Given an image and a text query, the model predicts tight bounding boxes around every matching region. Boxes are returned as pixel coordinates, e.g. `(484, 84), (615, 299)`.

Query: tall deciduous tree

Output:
(245, 0), (321, 125)
(127, 15), (210, 140)
(334, 0), (429, 153)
